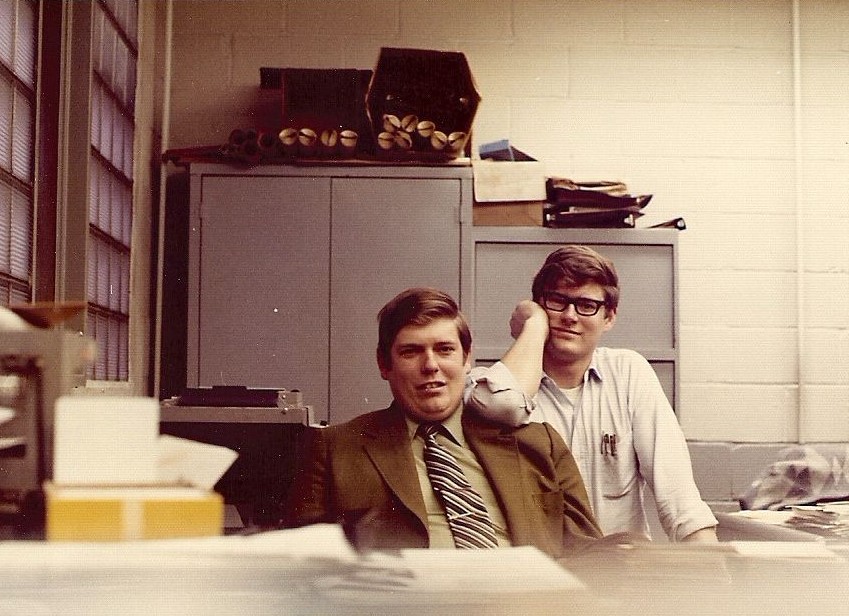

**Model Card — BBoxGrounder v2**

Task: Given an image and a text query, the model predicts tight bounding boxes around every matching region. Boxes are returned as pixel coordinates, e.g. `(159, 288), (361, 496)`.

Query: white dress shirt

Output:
(466, 347), (717, 541)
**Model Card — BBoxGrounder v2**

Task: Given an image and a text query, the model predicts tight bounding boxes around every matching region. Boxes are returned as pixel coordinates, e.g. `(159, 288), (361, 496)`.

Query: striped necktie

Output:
(419, 422), (499, 549)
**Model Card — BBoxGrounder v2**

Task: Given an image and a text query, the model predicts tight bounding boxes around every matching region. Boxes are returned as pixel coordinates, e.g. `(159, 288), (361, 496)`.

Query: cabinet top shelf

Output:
(188, 161), (473, 180)
(472, 226), (680, 245)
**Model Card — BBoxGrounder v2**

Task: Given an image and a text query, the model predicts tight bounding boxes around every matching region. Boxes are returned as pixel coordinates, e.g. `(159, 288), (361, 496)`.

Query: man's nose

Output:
(559, 303), (580, 320)
(421, 352), (439, 372)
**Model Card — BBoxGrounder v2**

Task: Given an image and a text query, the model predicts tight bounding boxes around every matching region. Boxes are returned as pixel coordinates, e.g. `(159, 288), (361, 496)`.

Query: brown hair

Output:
(531, 245), (620, 310)
(377, 287), (472, 367)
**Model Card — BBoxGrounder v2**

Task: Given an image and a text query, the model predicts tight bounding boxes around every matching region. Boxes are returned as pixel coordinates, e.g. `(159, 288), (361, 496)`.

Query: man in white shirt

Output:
(465, 245), (717, 542)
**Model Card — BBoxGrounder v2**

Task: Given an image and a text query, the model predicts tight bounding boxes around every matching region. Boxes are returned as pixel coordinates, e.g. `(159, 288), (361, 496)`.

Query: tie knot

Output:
(418, 422), (442, 439)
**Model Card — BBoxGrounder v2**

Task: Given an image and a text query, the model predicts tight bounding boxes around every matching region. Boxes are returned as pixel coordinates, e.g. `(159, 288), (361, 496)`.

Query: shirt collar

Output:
(541, 349), (603, 389)
(404, 404), (466, 447)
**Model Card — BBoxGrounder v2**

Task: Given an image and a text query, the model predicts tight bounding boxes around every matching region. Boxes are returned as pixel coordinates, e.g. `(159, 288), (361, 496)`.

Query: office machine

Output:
(0, 329), (95, 530)
(160, 386), (314, 528)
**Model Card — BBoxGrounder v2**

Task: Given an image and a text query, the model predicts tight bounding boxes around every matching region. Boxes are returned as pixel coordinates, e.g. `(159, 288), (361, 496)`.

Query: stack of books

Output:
(543, 178), (652, 229)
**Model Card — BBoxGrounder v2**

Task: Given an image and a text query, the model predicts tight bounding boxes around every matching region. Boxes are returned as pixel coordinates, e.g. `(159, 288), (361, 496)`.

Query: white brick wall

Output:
(167, 0), (849, 447)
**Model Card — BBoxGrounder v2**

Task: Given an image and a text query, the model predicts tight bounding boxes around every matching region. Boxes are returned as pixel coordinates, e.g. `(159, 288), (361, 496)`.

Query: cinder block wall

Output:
(167, 1), (849, 507)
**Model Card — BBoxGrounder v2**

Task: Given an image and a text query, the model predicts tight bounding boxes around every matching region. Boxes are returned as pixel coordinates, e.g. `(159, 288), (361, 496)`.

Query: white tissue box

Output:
(53, 396), (159, 485)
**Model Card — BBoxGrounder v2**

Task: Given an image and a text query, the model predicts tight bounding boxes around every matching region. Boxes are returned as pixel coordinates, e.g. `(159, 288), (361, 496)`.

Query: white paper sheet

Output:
(394, 546), (586, 593)
(730, 540), (841, 559)
(156, 434), (238, 490)
(0, 406), (14, 424)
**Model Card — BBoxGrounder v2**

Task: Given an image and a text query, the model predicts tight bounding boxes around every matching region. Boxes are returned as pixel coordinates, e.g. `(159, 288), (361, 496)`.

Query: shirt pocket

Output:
(600, 433), (638, 499)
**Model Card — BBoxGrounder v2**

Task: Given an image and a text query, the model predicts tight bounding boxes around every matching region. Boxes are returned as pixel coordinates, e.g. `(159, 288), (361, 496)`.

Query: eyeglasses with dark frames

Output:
(541, 293), (606, 316)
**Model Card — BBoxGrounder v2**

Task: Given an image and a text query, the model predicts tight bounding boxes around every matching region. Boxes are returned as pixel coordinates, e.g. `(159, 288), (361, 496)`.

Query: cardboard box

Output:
(45, 484), (224, 541)
(473, 201), (545, 227)
(366, 47), (481, 160)
(260, 67), (374, 158)
(472, 159), (546, 203)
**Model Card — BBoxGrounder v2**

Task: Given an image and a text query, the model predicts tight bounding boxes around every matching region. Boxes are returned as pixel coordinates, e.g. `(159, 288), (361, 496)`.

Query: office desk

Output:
(569, 541), (849, 615)
(3, 533), (849, 616)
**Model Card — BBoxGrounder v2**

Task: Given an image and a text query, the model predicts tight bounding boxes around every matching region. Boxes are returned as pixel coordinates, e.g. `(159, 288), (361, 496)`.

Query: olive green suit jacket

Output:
(284, 403), (602, 560)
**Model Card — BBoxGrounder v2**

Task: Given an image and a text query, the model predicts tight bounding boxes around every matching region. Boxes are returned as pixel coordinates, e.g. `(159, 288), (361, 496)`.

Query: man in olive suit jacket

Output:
(284, 288), (602, 560)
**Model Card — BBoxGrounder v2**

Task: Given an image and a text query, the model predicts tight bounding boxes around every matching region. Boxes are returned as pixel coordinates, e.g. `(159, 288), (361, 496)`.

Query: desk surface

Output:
(3, 532), (849, 616)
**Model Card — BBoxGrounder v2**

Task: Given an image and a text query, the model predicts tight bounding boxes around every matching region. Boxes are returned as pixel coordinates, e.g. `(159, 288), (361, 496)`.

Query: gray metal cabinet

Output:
(186, 163), (474, 424)
(181, 165), (676, 422)
(470, 227), (680, 410)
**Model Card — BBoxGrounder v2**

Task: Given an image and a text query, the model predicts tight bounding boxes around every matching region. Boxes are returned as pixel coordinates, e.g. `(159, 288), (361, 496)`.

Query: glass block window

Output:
(87, 0), (138, 380)
(0, 0), (36, 305)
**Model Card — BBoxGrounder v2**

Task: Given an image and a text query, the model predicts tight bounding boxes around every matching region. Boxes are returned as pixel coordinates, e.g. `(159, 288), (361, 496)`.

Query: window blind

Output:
(0, 0), (35, 306)
(87, 0), (137, 380)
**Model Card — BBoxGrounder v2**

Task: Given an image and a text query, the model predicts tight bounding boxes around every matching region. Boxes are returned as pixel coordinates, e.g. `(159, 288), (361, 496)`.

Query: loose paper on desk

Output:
(140, 523), (358, 561)
(730, 541), (840, 559)
(0, 406), (26, 453)
(0, 305), (30, 330)
(396, 546), (585, 594)
(731, 509), (795, 525)
(157, 434), (238, 490)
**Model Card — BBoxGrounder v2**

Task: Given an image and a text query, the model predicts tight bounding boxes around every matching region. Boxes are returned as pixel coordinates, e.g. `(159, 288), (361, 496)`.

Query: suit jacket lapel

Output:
(362, 405), (428, 528)
(462, 414), (535, 543)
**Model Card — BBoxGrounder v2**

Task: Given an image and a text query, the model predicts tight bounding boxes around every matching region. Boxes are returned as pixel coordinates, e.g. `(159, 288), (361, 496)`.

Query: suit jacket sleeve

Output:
(281, 412), (430, 551)
(283, 425), (333, 528)
(542, 422), (604, 550)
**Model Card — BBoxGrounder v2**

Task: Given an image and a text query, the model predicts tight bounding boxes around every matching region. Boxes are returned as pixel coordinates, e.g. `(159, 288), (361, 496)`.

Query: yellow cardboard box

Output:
(45, 483), (223, 541)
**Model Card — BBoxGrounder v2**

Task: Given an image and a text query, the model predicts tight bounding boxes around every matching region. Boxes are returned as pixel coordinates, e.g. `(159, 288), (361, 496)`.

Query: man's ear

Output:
(603, 307), (617, 332)
(463, 346), (473, 374)
(376, 349), (390, 380)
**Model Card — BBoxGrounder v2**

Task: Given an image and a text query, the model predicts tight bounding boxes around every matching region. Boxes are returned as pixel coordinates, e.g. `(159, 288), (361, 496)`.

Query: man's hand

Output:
(510, 300), (549, 340)
(500, 300), (549, 397)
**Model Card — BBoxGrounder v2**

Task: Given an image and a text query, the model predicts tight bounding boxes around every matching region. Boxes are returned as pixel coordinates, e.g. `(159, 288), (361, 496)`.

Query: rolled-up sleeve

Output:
(465, 362), (535, 427)
(626, 355), (718, 541)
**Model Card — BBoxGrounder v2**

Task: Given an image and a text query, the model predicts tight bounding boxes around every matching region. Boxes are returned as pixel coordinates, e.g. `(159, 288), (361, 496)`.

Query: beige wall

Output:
(166, 0), (849, 444)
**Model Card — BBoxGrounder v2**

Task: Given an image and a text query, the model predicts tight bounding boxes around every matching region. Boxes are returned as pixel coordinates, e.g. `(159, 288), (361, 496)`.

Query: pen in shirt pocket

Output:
(601, 433), (617, 457)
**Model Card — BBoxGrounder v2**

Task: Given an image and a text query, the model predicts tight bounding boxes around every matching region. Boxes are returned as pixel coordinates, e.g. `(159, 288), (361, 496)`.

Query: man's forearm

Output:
(501, 315), (548, 396)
